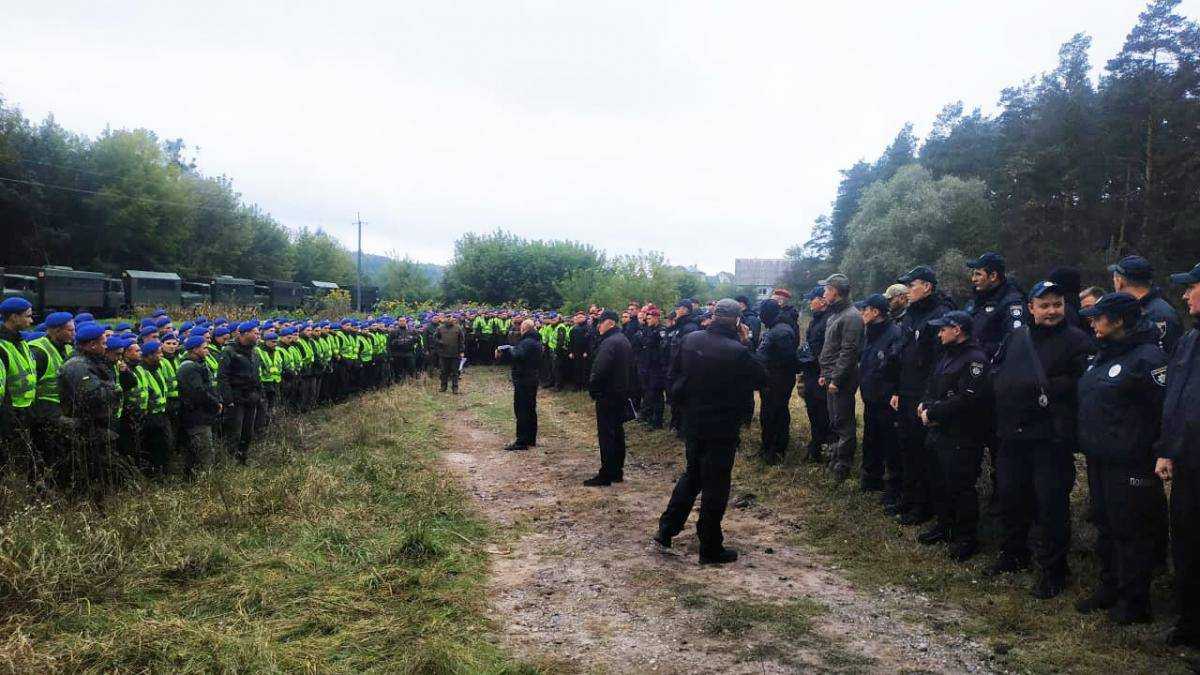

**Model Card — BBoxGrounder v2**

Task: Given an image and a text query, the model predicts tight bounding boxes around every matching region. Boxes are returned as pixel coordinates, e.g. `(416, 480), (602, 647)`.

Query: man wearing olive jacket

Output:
(818, 274), (864, 482)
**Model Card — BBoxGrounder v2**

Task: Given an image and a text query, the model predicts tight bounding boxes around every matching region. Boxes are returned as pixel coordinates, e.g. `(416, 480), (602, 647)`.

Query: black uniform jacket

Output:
(671, 323), (766, 438)
(177, 358), (223, 429)
(965, 279), (1026, 360)
(1077, 321), (1168, 464)
(885, 291), (957, 398)
(991, 322), (1093, 445)
(757, 320), (798, 378)
(1158, 327), (1200, 468)
(509, 331), (544, 387)
(921, 338), (989, 444)
(859, 320), (902, 403)
(588, 328), (632, 402)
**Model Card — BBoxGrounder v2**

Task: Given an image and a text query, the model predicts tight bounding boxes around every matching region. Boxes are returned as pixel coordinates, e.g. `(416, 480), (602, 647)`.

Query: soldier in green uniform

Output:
(177, 335), (223, 471)
(58, 323), (122, 495)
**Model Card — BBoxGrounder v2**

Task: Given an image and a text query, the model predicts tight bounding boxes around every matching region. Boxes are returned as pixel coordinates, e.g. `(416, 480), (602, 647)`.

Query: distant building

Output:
(734, 258), (791, 301)
(715, 271), (734, 285)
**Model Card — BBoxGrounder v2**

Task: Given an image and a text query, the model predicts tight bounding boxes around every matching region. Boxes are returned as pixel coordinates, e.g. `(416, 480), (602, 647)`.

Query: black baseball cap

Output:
(599, 309), (620, 323)
(898, 266), (937, 285)
(1107, 255), (1154, 282)
(928, 310), (973, 332)
(854, 293), (888, 313)
(1170, 262), (1200, 286)
(966, 252), (1006, 274)
(1078, 292), (1140, 320)
(1028, 280), (1063, 299)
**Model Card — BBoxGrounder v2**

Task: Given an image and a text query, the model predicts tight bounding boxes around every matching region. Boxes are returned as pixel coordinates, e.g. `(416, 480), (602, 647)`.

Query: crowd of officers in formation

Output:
(2, 250), (1200, 648)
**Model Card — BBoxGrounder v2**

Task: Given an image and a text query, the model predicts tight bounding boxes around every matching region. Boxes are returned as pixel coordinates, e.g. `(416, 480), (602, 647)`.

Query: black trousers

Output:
(640, 385), (665, 428)
(595, 400), (627, 479)
(572, 355), (589, 390)
(513, 382), (538, 446)
(1172, 464), (1200, 634)
(223, 400), (258, 463)
(997, 439), (1074, 578)
(439, 356), (460, 390)
(801, 374), (830, 453)
(659, 434), (739, 554)
(759, 371), (794, 457)
(140, 413), (174, 475)
(1088, 456), (1166, 614)
(899, 396), (936, 515)
(861, 398), (899, 492)
(930, 433), (983, 542)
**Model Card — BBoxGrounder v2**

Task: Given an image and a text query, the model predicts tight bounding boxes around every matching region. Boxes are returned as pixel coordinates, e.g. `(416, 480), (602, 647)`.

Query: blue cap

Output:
(76, 323), (106, 343)
(965, 252), (1006, 274)
(1108, 255), (1154, 282)
(0, 297), (32, 314)
(1170, 262), (1200, 286)
(152, 308), (168, 317)
(140, 318), (155, 327)
(21, 331), (44, 341)
(105, 335), (130, 350)
(154, 316), (171, 328)
(183, 335), (206, 351)
(1079, 292), (1141, 320)
(142, 340), (162, 355)
(279, 327), (295, 336)
(44, 311), (73, 328)
(804, 285), (825, 301)
(929, 310), (973, 331)
(189, 327), (207, 337)
(115, 321), (132, 331)
(1029, 280), (1063, 299)
(75, 312), (95, 323)
(264, 331), (278, 341)
(179, 321), (194, 332)
(213, 326), (232, 338)
(238, 320), (260, 332)
(138, 326), (157, 338)
(214, 318), (228, 326)
(160, 331), (178, 342)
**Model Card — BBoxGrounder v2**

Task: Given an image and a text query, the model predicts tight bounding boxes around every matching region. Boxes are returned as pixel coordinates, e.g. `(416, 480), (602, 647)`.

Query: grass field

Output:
(0, 383), (534, 673)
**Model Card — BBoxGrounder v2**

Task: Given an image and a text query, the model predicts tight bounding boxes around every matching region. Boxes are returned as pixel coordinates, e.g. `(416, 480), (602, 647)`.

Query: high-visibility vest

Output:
(283, 345), (301, 373)
(28, 336), (71, 405)
(357, 334), (373, 363)
(339, 332), (358, 360)
(156, 357), (179, 400)
(137, 365), (166, 414)
(0, 338), (36, 408)
(204, 352), (220, 383)
(297, 338), (315, 368)
(475, 316), (491, 335)
(256, 346), (282, 383)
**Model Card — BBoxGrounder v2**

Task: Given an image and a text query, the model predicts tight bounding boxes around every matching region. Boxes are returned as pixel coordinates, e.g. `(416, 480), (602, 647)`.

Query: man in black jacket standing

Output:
(1111, 255), (1183, 355)
(798, 286), (831, 463)
(499, 319), (543, 452)
(756, 299), (797, 465)
(986, 281), (1093, 598)
(218, 320), (262, 464)
(177, 335), (224, 471)
(1156, 262), (1200, 646)
(585, 310), (633, 486)
(857, 294), (903, 498)
(656, 299), (766, 565)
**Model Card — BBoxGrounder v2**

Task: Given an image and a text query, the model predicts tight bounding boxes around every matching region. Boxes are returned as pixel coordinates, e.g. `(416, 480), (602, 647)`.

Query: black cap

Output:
(966, 252), (1006, 274)
(1028, 280), (1062, 299)
(1107, 255), (1154, 282)
(898, 266), (937, 285)
(598, 309), (620, 323)
(1078, 292), (1141, 320)
(854, 293), (888, 313)
(1170, 262), (1200, 286)
(928, 310), (973, 331)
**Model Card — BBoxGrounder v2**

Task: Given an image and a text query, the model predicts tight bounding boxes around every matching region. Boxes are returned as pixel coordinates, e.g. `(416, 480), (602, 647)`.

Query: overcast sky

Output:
(3, 1), (1193, 274)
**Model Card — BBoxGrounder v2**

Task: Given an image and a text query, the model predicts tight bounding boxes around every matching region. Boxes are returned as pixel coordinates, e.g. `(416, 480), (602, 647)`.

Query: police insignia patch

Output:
(1152, 366), (1167, 387)
(970, 362), (984, 377)
(1157, 321), (1168, 338)
(1013, 320), (1022, 328)
(1011, 307), (1022, 317)
(1038, 393), (1049, 408)
(1108, 364), (1122, 378)
(877, 350), (885, 361)
(985, 306), (995, 313)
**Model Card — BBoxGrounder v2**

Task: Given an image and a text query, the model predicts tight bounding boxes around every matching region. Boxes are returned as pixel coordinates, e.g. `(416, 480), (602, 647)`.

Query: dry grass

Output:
(0, 381), (536, 673)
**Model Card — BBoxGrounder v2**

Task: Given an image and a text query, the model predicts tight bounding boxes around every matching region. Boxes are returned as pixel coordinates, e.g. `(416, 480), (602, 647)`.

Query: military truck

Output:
(124, 270), (182, 309)
(103, 278), (125, 316)
(267, 280), (304, 310)
(181, 281), (210, 307)
(32, 266), (107, 313)
(1, 267), (38, 305)
(209, 276), (255, 305)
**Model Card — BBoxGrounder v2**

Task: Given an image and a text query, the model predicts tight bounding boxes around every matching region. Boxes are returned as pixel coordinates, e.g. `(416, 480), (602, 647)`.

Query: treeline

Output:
(0, 98), (440, 302)
(439, 230), (732, 310)
(787, 0), (1200, 299)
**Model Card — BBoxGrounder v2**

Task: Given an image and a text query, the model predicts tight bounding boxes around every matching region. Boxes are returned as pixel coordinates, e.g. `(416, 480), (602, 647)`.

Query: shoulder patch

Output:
(1152, 366), (1167, 387)
(1011, 306), (1023, 317)
(984, 306), (995, 313)
(970, 362), (985, 377)
(1157, 321), (1168, 339)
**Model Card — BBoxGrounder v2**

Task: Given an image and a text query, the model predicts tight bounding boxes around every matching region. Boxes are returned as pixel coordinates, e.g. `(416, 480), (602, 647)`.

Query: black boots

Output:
(699, 547), (739, 565)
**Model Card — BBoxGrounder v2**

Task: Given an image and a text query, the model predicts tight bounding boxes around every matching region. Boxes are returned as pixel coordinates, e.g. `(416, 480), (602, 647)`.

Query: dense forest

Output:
(785, 0), (1200, 299)
(0, 103), (440, 301)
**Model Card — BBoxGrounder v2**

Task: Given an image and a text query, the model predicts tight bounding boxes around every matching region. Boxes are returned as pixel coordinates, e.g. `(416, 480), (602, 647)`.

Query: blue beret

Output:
(184, 335), (206, 351)
(214, 318), (228, 326)
(152, 308), (168, 318)
(76, 323), (106, 343)
(34, 323), (47, 332)
(179, 321), (194, 332)
(22, 331), (44, 341)
(139, 326), (157, 338)
(105, 335), (129, 350)
(142, 340), (162, 355)
(160, 332), (178, 342)
(44, 312), (74, 328)
(195, 315), (208, 323)
(213, 326), (232, 338)
(154, 317), (171, 328)
(140, 318), (156, 327)
(189, 327), (207, 337)
(75, 312), (95, 323)
(279, 327), (296, 336)
(262, 320), (275, 329)
(264, 331), (278, 341)
(238, 320), (259, 332)
(0, 297), (32, 314)
(115, 321), (133, 331)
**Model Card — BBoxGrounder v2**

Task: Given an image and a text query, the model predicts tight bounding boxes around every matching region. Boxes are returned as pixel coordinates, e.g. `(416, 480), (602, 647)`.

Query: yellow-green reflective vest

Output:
(28, 337), (71, 405)
(137, 365), (166, 415)
(156, 357), (179, 400)
(0, 338), (36, 408)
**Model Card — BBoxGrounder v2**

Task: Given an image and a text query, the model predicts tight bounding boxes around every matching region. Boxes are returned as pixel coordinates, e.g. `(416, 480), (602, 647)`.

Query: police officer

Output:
(797, 286), (832, 463)
(1110, 254), (1183, 355)
(218, 320), (263, 464)
(28, 311), (75, 478)
(965, 252), (1026, 360)
(634, 307), (668, 429)
(1155, 261), (1200, 646)
(0, 297), (36, 463)
(585, 310), (634, 486)
(177, 335), (223, 471)
(818, 274), (864, 482)
(856, 293), (903, 499)
(138, 340), (174, 475)
(665, 302), (701, 435)
(1076, 292), (1168, 624)
(884, 284), (909, 323)
(886, 266), (956, 527)
(655, 299), (766, 564)
(987, 281), (1093, 598)
(917, 310), (989, 562)
(58, 322), (122, 494)
(756, 299), (798, 465)
(499, 319), (543, 452)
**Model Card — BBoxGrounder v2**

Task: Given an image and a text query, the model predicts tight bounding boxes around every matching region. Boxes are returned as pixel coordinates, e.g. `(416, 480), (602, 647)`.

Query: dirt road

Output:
(440, 368), (995, 674)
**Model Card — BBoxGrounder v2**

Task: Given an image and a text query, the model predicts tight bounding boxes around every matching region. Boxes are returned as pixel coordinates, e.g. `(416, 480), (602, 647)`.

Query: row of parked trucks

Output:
(0, 266), (381, 317)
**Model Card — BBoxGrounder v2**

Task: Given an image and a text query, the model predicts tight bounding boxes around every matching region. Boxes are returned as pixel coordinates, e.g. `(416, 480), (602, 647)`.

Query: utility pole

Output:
(355, 212), (365, 313)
